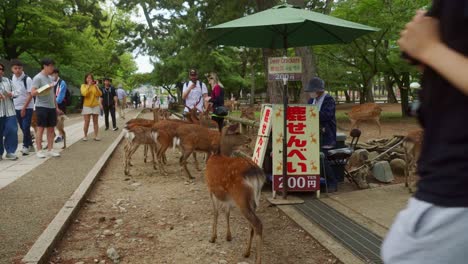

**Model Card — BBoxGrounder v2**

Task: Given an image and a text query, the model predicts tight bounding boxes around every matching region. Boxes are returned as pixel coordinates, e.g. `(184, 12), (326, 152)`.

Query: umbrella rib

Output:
(306, 20), (348, 44)
(207, 27), (243, 45)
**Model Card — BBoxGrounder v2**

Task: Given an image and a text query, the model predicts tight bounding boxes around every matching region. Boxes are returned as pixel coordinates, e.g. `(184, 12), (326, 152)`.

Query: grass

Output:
(335, 111), (403, 122)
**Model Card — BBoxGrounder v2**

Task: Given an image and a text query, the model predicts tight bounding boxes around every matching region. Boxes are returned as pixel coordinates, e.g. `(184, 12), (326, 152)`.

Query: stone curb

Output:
(21, 111), (141, 264)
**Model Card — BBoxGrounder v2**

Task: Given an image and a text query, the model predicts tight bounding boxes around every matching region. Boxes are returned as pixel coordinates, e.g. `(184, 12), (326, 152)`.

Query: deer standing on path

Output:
(31, 112), (67, 149)
(403, 129), (424, 193)
(346, 103), (383, 134)
(205, 123), (264, 264)
(123, 126), (158, 175)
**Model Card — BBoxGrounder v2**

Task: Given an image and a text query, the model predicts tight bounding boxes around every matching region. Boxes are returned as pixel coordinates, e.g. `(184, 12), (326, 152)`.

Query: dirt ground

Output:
(48, 105), (418, 264)
(49, 124), (341, 264)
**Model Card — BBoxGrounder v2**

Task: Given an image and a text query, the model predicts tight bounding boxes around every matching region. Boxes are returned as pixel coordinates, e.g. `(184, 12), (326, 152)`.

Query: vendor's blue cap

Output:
(305, 77), (325, 92)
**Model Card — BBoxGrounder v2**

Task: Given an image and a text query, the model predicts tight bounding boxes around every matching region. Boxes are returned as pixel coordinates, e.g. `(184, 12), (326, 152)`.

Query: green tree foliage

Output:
(315, 0), (430, 113)
(0, 0), (137, 87)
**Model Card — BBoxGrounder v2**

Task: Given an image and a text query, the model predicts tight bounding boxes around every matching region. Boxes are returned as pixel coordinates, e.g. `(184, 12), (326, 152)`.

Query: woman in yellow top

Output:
(80, 73), (102, 141)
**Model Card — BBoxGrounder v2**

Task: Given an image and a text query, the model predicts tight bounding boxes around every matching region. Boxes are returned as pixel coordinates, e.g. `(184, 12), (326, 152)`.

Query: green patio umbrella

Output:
(207, 4), (378, 198)
(207, 3), (378, 49)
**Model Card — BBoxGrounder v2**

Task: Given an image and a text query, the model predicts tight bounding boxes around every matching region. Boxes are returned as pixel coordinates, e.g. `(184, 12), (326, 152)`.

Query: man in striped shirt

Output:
(0, 62), (19, 160)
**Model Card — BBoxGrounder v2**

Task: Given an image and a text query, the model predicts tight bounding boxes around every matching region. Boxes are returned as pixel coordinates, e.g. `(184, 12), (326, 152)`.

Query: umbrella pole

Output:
(282, 39), (288, 199)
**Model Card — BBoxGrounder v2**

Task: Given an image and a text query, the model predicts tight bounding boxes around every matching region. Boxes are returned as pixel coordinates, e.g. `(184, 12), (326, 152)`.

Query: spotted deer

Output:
(123, 126), (158, 176)
(205, 123), (264, 264)
(403, 129), (424, 193)
(346, 103), (383, 134)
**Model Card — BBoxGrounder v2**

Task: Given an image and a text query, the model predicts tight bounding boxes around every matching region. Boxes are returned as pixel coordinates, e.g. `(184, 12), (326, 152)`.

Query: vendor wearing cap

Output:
(305, 77), (336, 149)
(182, 69), (208, 116)
(306, 77), (337, 192)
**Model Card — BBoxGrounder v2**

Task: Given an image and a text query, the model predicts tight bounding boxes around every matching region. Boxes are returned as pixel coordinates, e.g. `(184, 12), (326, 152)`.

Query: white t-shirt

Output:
(116, 88), (127, 100)
(12, 73), (34, 110)
(183, 80), (208, 112)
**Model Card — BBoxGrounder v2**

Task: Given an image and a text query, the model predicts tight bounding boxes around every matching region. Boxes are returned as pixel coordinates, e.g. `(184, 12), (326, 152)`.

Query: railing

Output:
(168, 109), (259, 133)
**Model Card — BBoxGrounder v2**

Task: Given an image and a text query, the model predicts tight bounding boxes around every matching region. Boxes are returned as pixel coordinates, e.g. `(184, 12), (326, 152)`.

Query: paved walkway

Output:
(0, 115), (88, 189)
(0, 109), (140, 264)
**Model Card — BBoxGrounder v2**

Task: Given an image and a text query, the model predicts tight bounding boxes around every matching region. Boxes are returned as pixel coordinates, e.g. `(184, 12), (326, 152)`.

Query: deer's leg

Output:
(209, 193), (219, 243)
(143, 144), (148, 163)
(226, 206), (232, 241)
(375, 118), (382, 135)
(180, 148), (194, 179)
(150, 144), (157, 171)
(124, 143), (138, 175)
(62, 130), (66, 149)
(240, 206), (263, 263)
(192, 152), (201, 171)
(128, 144), (140, 166)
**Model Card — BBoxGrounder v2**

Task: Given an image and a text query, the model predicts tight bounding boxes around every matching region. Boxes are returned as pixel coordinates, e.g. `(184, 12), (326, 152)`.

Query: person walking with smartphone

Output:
(80, 73), (102, 141)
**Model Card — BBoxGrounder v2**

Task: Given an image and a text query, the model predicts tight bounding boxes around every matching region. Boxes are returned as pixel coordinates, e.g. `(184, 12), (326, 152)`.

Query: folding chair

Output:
(326, 129), (361, 187)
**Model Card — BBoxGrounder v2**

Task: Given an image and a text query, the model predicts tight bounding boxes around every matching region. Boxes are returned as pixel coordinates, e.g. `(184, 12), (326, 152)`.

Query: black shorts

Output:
(36, 107), (57, 127)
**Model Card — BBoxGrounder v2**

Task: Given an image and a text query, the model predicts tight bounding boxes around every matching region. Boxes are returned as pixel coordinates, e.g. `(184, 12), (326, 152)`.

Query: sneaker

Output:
(82, 137), (88, 141)
(113, 127), (119, 131)
(94, 137), (101, 141)
(36, 151), (46, 159)
(22, 147), (30, 156)
(28, 146), (36, 153)
(5, 153), (18, 160)
(55, 136), (63, 143)
(47, 150), (60, 157)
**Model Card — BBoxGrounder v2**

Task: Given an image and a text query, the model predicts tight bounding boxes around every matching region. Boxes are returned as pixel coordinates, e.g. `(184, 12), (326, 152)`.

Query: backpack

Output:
(185, 80), (205, 91)
(54, 79), (72, 106)
(64, 88), (72, 106)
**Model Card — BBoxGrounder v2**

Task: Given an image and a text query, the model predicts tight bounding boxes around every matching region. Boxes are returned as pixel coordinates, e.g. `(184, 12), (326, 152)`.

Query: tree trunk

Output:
(384, 75), (398, 103)
(344, 90), (351, 103)
(400, 72), (410, 117)
(250, 64), (255, 105)
(366, 79), (375, 102)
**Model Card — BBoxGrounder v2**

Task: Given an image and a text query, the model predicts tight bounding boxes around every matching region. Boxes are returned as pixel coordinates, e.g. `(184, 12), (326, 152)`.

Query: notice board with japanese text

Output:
(272, 104), (320, 192)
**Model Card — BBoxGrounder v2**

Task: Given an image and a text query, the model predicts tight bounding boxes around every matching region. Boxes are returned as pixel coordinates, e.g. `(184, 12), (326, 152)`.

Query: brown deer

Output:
(123, 126), (158, 176)
(173, 124), (222, 179)
(346, 103), (383, 134)
(124, 108), (170, 164)
(205, 123), (264, 264)
(151, 119), (194, 173)
(199, 104), (219, 130)
(240, 106), (256, 121)
(31, 112), (67, 149)
(403, 129), (424, 193)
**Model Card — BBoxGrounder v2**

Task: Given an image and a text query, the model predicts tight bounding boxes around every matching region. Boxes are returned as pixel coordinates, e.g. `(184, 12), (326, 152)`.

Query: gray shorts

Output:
(382, 197), (468, 264)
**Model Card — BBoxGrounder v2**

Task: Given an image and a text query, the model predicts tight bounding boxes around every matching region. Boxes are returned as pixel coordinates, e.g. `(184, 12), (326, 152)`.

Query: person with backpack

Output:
(0, 62), (19, 160)
(52, 68), (68, 143)
(100, 77), (118, 131)
(182, 68), (208, 117)
(11, 59), (34, 156)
